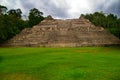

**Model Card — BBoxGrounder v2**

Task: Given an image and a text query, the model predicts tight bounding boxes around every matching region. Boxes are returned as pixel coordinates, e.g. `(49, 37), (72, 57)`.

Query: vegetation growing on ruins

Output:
(0, 47), (120, 80)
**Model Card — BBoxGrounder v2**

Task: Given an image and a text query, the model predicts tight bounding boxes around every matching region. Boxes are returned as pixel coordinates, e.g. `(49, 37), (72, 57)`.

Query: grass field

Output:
(0, 47), (120, 80)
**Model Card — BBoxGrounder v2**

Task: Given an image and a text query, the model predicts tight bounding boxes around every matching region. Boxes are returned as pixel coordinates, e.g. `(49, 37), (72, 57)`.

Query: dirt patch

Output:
(76, 50), (98, 53)
(0, 73), (38, 80)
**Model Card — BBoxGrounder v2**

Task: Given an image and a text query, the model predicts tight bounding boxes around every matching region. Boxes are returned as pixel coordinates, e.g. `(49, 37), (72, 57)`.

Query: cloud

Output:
(34, 0), (70, 18)
(92, 0), (120, 17)
(0, 0), (120, 18)
(7, 0), (70, 18)
(103, 0), (120, 17)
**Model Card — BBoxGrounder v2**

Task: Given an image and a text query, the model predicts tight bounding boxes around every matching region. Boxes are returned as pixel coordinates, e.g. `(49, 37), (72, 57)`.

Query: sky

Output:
(0, 0), (120, 19)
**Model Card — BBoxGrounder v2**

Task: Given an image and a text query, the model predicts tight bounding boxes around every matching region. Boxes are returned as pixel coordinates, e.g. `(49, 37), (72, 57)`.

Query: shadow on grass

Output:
(110, 73), (120, 80)
(0, 56), (3, 63)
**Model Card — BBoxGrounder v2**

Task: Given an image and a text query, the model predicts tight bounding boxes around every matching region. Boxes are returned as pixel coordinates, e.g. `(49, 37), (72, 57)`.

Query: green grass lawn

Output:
(0, 47), (120, 80)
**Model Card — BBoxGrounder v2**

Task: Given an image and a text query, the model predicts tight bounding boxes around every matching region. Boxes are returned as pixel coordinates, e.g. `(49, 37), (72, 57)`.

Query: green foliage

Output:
(0, 47), (120, 80)
(0, 14), (27, 43)
(7, 9), (22, 18)
(82, 11), (120, 38)
(0, 5), (7, 15)
(0, 5), (44, 43)
(28, 8), (44, 27)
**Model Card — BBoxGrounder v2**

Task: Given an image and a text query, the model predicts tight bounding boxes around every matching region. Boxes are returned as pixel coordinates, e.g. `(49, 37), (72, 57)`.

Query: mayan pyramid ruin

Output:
(2, 15), (120, 47)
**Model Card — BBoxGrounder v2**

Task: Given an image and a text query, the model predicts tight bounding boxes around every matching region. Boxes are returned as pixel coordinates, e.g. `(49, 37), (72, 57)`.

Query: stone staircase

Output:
(2, 16), (120, 47)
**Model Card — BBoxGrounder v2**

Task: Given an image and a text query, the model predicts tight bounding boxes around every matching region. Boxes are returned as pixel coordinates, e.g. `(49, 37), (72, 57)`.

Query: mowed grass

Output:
(0, 47), (120, 80)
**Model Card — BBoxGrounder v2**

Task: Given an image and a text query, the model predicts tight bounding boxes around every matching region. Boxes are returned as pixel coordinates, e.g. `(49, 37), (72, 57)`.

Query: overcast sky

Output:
(0, 0), (120, 19)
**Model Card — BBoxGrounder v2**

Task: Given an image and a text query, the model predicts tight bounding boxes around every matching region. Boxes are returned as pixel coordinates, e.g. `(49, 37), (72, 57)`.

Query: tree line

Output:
(0, 5), (44, 43)
(81, 11), (120, 39)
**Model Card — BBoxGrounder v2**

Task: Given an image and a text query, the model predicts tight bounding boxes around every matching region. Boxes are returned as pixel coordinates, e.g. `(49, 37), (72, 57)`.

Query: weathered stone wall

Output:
(1, 16), (120, 47)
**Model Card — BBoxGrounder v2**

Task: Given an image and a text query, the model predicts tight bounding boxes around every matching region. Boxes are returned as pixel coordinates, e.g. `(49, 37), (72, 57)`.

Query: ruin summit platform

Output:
(2, 16), (120, 47)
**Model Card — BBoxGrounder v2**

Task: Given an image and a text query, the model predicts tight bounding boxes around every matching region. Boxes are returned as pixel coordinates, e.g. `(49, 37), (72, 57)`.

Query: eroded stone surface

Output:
(1, 16), (120, 47)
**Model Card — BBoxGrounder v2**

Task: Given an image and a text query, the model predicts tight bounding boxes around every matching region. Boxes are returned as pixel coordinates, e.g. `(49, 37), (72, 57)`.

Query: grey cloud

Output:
(20, 0), (69, 18)
(93, 0), (120, 17)
(105, 1), (120, 17)
(42, 0), (69, 18)
(1, 0), (120, 18)
(20, 1), (36, 15)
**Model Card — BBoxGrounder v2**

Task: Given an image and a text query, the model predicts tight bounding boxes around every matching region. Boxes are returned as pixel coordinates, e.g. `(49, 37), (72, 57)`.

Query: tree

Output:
(0, 5), (27, 43)
(28, 8), (44, 27)
(16, 9), (22, 18)
(7, 8), (22, 18)
(83, 11), (120, 39)
(0, 5), (7, 15)
(0, 6), (44, 43)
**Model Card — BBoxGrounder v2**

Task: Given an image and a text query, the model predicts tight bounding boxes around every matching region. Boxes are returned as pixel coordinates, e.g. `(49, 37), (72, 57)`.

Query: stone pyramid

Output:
(2, 16), (120, 47)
